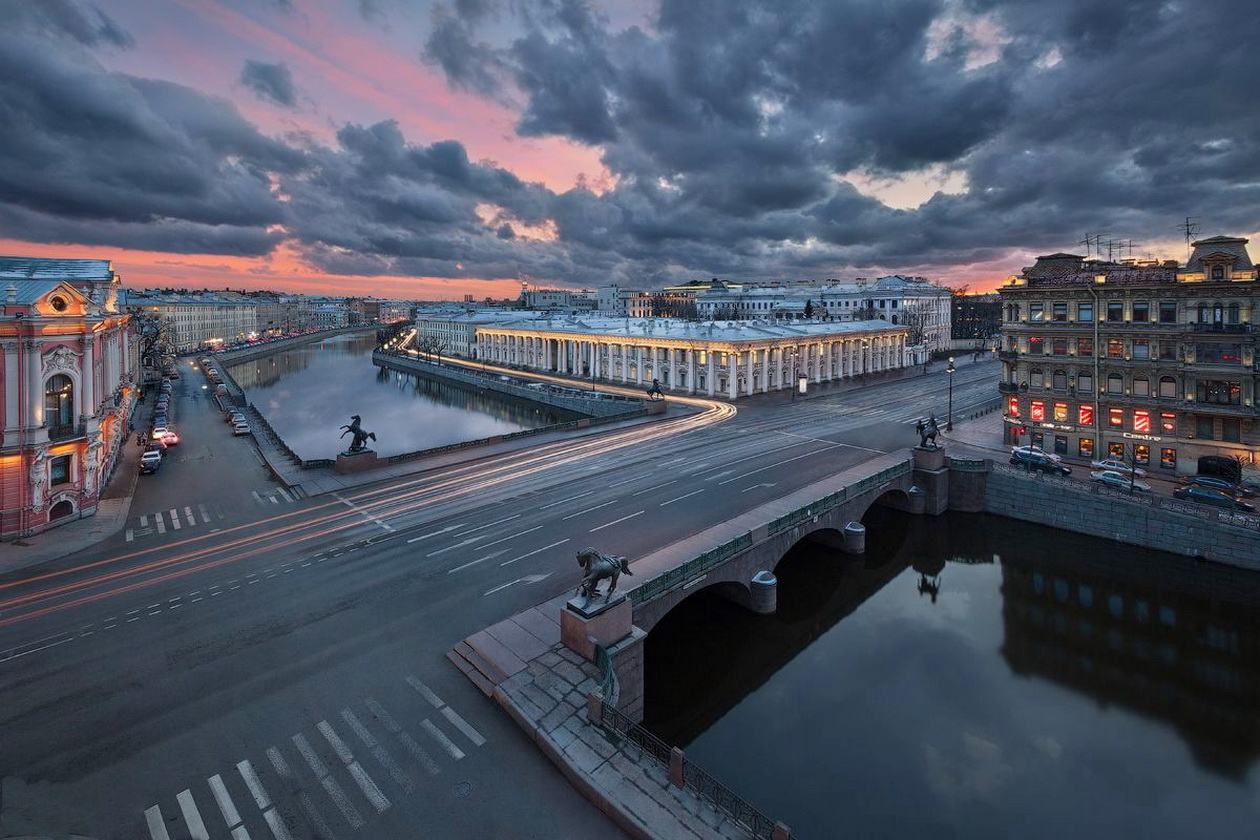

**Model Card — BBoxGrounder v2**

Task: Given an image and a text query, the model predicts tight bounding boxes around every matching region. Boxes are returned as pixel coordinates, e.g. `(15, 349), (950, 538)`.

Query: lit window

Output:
(1030, 401), (1045, 421)
(1079, 405), (1094, 426)
(1008, 396), (1020, 417)
(1079, 438), (1095, 458)
(1133, 410), (1150, 433)
(1109, 408), (1124, 427)
(1160, 412), (1176, 433)
(1053, 402), (1068, 422)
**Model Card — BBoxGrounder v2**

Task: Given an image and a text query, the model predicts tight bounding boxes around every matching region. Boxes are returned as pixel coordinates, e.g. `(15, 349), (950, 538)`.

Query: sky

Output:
(1, 0), (1257, 299)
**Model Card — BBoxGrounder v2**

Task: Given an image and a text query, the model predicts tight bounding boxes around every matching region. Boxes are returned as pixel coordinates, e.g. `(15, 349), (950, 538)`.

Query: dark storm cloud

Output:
(0, 0), (135, 48)
(240, 60), (298, 108)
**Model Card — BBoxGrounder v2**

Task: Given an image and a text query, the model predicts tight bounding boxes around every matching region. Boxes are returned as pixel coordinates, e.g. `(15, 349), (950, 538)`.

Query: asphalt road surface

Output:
(0, 359), (1004, 839)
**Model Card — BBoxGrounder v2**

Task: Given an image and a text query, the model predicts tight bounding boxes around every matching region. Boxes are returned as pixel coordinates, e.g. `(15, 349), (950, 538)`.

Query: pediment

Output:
(32, 282), (93, 317)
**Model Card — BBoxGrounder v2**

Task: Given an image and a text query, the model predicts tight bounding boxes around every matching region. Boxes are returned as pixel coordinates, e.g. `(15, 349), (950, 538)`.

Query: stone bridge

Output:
(560, 446), (988, 721)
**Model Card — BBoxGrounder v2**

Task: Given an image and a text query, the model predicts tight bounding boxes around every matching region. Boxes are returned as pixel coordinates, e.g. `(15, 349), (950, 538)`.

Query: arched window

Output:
(1030, 369), (1044, 388)
(1227, 303), (1240, 324)
(1197, 303), (1209, 323)
(49, 499), (75, 520)
(1052, 369), (1068, 390)
(1211, 265), (1224, 280)
(44, 374), (74, 429)
(1159, 376), (1177, 398)
(1213, 303), (1223, 324)
(1133, 376), (1150, 397)
(1107, 373), (1124, 394)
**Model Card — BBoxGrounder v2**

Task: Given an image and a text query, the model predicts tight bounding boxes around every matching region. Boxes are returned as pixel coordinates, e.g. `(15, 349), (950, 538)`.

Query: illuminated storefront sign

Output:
(1122, 432), (1163, 442)
(1030, 401), (1045, 422)
(1078, 405), (1093, 426)
(1134, 410), (1150, 433)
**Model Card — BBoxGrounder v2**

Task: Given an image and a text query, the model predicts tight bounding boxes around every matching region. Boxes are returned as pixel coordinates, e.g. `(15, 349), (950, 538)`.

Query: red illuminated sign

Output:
(1079, 405), (1094, 426)
(1134, 410), (1150, 433)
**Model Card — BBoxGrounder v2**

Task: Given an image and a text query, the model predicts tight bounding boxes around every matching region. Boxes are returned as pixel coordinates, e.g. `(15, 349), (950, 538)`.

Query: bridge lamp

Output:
(945, 356), (956, 431)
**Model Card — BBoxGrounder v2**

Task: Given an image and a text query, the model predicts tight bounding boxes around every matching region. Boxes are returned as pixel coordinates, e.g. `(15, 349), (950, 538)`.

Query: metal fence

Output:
(598, 699), (784, 839)
(629, 533), (753, 605)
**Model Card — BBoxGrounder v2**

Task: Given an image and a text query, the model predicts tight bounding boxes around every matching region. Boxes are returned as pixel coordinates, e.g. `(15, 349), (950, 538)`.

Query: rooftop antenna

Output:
(1077, 234), (1094, 257)
(1179, 217), (1199, 258)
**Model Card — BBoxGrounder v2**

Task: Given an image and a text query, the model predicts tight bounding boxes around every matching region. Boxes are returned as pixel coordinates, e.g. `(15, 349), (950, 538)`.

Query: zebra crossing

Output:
(142, 676), (485, 839)
(126, 489), (301, 541)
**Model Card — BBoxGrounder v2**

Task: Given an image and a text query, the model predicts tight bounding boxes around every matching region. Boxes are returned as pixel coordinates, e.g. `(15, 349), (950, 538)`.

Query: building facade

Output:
(473, 316), (909, 399)
(997, 236), (1258, 475)
(1, 257), (137, 539)
(124, 291), (259, 352)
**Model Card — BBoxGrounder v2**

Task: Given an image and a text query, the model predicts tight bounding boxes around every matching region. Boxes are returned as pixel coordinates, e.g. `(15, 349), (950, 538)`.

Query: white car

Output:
(1090, 469), (1151, 492)
(1011, 445), (1062, 462)
(232, 422), (252, 436)
(151, 424), (169, 439)
(1090, 458), (1146, 477)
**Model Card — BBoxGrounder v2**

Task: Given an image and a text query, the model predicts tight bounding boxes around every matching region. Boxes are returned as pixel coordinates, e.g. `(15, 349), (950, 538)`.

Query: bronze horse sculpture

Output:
(576, 547), (633, 602)
(916, 415), (941, 449)
(340, 414), (377, 453)
(645, 378), (664, 400)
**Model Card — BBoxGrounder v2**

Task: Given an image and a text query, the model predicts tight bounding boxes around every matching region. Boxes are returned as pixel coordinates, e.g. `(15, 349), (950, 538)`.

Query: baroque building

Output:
(997, 236), (1258, 475)
(1, 257), (137, 539)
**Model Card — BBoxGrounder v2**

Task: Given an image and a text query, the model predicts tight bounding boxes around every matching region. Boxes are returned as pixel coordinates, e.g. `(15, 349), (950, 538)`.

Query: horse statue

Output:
(916, 415), (941, 449)
(575, 547), (633, 603)
(339, 414), (377, 454)
(645, 378), (664, 400)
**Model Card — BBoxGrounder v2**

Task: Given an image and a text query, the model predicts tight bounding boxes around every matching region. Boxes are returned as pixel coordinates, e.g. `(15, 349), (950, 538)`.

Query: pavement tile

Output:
(563, 737), (609, 775)
(589, 764), (709, 840)
(557, 646), (587, 666)
(539, 701), (576, 734)
(550, 722), (578, 750)
(518, 683), (560, 716)
(514, 607), (563, 647)
(538, 650), (563, 668)
(506, 688), (546, 723)
(553, 660), (587, 686)
(486, 616), (553, 663)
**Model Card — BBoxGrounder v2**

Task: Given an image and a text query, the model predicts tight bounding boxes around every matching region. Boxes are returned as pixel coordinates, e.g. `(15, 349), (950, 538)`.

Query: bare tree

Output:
(898, 302), (934, 348)
(133, 313), (174, 380)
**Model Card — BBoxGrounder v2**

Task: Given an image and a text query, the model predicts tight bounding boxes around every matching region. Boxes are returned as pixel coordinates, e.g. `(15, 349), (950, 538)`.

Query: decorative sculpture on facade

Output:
(575, 547), (633, 603)
(339, 414), (377, 454)
(916, 415), (941, 449)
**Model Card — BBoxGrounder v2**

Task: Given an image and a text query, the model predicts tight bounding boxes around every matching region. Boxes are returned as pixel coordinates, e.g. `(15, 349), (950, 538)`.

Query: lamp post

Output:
(945, 356), (955, 431)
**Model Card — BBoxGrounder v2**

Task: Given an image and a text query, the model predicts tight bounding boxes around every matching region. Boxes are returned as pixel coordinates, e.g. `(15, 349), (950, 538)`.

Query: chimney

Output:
(5, 284), (16, 305)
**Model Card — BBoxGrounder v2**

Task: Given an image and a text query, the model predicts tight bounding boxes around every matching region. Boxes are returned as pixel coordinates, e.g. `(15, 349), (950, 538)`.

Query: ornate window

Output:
(1158, 376), (1177, 398)
(1052, 369), (1068, 390)
(44, 374), (74, 429)
(1211, 265), (1224, 280)
(1133, 376), (1150, 397)
(1107, 373), (1124, 394)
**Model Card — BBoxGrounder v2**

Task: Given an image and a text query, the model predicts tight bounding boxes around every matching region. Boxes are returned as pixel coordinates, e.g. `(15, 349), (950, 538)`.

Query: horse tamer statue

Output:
(576, 547), (633, 603)
(916, 415), (941, 449)
(340, 414), (377, 454)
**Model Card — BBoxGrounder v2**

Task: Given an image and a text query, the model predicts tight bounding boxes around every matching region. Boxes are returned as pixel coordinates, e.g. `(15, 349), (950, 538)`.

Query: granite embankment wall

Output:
(982, 464), (1260, 573)
(373, 350), (647, 419)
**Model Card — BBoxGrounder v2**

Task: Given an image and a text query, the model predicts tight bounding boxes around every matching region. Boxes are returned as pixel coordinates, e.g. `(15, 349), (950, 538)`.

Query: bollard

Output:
(749, 571), (777, 614)
(773, 822), (792, 840)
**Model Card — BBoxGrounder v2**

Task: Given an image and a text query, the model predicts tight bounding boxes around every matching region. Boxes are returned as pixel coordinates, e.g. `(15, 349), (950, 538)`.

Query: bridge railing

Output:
(632, 459), (913, 606)
(593, 678), (787, 839)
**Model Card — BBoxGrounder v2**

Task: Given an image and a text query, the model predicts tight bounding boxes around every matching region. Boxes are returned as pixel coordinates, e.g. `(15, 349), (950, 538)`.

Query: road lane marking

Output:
(251, 490), (264, 503)
(293, 732), (364, 829)
(176, 788), (210, 840)
(341, 709), (415, 793)
(126, 528), (134, 542)
(406, 675), (443, 708)
(539, 492), (595, 509)
(236, 758), (272, 809)
(406, 523), (466, 544)
(499, 538), (569, 567)
(155, 515), (166, 534)
(632, 480), (676, 496)
(198, 503), (212, 523)
(231, 826), (252, 840)
(184, 505), (194, 525)
(332, 491), (395, 532)
(590, 511), (644, 532)
(420, 719), (465, 760)
(168, 508), (181, 530)
(561, 499), (617, 520)
(441, 707), (487, 747)
(208, 774), (242, 828)
(425, 535), (486, 557)
(454, 514), (522, 535)
(144, 804), (172, 840)
(447, 549), (508, 574)
(318, 721), (390, 814)
(266, 749), (322, 840)
(276, 487), (293, 502)
(660, 489), (704, 506)
(476, 525), (542, 550)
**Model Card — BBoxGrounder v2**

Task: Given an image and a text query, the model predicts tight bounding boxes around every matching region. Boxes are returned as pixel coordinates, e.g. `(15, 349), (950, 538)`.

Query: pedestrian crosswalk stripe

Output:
(293, 732), (365, 829)
(365, 698), (441, 776)
(342, 708), (415, 793)
(231, 826), (253, 840)
(176, 788), (210, 840)
(169, 508), (181, 530)
(318, 720), (390, 814)
(208, 773), (241, 827)
(440, 706), (487, 747)
(236, 758), (272, 810)
(420, 718), (465, 760)
(144, 804), (171, 840)
(261, 808), (294, 840)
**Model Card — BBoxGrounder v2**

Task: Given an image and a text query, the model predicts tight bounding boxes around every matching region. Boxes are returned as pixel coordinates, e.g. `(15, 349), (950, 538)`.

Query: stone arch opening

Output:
(49, 499), (75, 520)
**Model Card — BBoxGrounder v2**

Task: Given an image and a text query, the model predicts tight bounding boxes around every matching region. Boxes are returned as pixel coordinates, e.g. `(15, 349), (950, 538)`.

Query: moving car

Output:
(1172, 486), (1256, 512)
(151, 424), (169, 439)
(1010, 450), (1072, 476)
(1090, 470), (1151, 492)
(232, 422), (252, 436)
(226, 410), (245, 424)
(159, 430), (180, 446)
(1178, 475), (1253, 497)
(1011, 445), (1062, 462)
(139, 450), (162, 474)
(1090, 459), (1146, 477)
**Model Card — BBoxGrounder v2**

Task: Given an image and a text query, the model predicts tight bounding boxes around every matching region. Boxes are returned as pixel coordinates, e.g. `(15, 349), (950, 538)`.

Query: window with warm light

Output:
(1107, 338), (1125, 358)
(1053, 402), (1068, 422)
(1008, 396), (1020, 417)
(1079, 405), (1094, 426)
(1109, 408), (1124, 427)
(1029, 336), (1044, 355)
(1160, 412), (1176, 433)
(1077, 338), (1093, 357)
(1079, 438), (1095, 458)
(1133, 410), (1150, 433)
(1031, 401), (1045, 421)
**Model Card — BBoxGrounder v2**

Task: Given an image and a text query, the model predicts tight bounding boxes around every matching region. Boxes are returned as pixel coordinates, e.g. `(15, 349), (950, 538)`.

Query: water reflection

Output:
(644, 509), (1260, 838)
(224, 334), (580, 460)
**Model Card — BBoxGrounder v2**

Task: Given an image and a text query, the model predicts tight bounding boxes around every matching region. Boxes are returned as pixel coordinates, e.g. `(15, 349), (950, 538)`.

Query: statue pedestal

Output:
(912, 445), (945, 471)
(561, 593), (632, 661)
(335, 450), (380, 474)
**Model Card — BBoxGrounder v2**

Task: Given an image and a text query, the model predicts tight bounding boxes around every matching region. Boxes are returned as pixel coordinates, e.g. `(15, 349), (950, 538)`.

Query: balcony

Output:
(47, 423), (86, 442)
(998, 381), (1019, 394)
(1190, 323), (1252, 334)
(998, 350), (1018, 361)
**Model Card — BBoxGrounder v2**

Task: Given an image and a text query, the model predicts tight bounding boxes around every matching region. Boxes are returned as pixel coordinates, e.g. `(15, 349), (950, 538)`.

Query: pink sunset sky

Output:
(1, 0), (1254, 298)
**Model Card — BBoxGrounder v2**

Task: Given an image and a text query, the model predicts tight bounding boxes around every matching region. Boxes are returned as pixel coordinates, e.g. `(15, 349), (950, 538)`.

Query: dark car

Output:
(1173, 486), (1256, 512)
(1178, 475), (1254, 497)
(1010, 450), (1072, 476)
(139, 450), (162, 474)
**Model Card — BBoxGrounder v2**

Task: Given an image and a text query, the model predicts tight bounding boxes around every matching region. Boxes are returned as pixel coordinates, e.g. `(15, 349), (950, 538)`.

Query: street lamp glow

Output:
(945, 356), (956, 431)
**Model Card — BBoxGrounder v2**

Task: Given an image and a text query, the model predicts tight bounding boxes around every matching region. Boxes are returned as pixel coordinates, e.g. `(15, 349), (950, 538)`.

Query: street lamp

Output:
(945, 356), (955, 431)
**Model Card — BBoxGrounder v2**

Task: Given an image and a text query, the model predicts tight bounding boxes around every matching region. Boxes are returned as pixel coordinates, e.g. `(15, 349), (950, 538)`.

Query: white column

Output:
(745, 349), (754, 396)
(3, 340), (18, 429)
(26, 340), (42, 427)
(636, 346), (644, 385)
(727, 354), (738, 400)
(82, 335), (96, 417)
(687, 349), (696, 394)
(706, 351), (716, 397)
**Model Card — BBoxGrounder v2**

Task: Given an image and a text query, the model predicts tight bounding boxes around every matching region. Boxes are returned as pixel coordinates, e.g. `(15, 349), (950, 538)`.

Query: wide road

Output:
(0, 359), (1002, 839)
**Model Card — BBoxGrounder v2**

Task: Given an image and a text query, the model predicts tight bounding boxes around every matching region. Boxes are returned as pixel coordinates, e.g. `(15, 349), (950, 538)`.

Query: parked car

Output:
(139, 450), (163, 474)
(151, 424), (169, 439)
(1012, 445), (1062, 463)
(1090, 470), (1151, 492)
(1178, 476), (1253, 497)
(1090, 459), (1146, 477)
(232, 422), (252, 436)
(1173, 486), (1256, 512)
(226, 410), (245, 424)
(1010, 450), (1072, 476)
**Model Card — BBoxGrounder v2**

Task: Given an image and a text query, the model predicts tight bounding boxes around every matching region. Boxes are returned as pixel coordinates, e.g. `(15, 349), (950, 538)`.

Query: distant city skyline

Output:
(1, 0), (1256, 298)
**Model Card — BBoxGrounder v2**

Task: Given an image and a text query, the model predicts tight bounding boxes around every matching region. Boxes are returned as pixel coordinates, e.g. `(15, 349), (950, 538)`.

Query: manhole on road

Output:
(453, 780), (473, 798)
